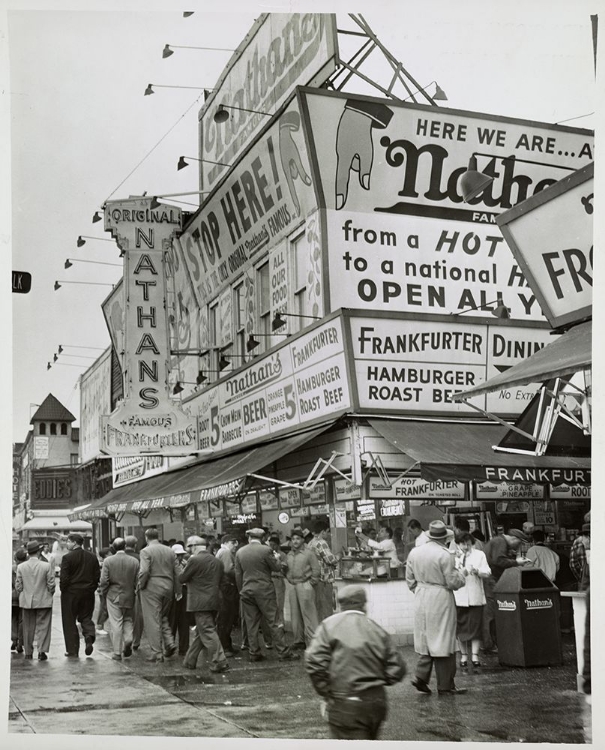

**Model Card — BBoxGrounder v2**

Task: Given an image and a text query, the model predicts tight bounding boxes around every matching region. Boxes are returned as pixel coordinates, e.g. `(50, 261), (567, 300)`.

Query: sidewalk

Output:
(9, 588), (592, 741)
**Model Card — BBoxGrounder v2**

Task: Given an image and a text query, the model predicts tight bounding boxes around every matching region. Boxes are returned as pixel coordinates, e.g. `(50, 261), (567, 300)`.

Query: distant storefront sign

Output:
(476, 482), (544, 500)
(34, 436), (49, 460)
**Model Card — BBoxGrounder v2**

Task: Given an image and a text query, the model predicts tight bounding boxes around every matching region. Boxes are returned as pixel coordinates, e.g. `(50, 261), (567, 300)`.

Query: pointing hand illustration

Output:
(279, 110), (312, 217)
(335, 100), (393, 210)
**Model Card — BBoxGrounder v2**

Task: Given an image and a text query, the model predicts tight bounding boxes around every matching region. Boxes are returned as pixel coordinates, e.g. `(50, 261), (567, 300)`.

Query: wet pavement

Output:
(8, 589), (592, 742)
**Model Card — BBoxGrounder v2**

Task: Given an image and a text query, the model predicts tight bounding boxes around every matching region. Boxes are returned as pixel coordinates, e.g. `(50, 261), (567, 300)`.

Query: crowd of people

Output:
(11, 513), (591, 740)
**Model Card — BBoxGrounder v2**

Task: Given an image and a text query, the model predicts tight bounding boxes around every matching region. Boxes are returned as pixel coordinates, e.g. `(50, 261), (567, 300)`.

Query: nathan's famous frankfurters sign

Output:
(179, 97), (316, 309)
(301, 89), (593, 320)
(200, 14), (336, 191)
(101, 198), (199, 456)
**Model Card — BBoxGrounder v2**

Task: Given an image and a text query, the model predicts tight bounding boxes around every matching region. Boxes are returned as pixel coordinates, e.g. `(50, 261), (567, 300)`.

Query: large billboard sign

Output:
(183, 317), (351, 453)
(496, 163), (593, 328)
(348, 314), (557, 416)
(101, 198), (199, 456)
(180, 98), (317, 309)
(301, 89), (593, 320)
(200, 14), (337, 191)
(80, 349), (112, 465)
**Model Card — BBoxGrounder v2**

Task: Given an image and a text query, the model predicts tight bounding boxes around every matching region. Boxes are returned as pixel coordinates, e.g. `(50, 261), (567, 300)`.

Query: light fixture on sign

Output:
(144, 83), (208, 96)
(65, 259), (121, 270)
(450, 296), (511, 319)
(213, 104), (272, 124)
(54, 280), (115, 291)
(77, 235), (114, 248)
(402, 80), (447, 102)
(460, 152), (576, 203)
(271, 311), (321, 331)
(162, 44), (233, 58)
(177, 155), (231, 171)
(246, 333), (289, 352)
(150, 190), (211, 210)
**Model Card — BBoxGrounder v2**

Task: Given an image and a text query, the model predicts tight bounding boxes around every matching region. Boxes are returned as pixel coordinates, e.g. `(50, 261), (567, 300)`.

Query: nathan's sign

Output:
(184, 317), (350, 454)
(180, 98), (316, 309)
(101, 198), (199, 456)
(301, 89), (592, 320)
(497, 163), (593, 328)
(349, 315), (556, 417)
(200, 14), (337, 190)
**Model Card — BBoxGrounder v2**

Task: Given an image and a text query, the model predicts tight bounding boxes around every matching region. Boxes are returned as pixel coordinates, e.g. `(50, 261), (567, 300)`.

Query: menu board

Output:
(369, 476), (465, 499)
(302, 482), (326, 505)
(476, 482), (544, 500)
(259, 490), (279, 511)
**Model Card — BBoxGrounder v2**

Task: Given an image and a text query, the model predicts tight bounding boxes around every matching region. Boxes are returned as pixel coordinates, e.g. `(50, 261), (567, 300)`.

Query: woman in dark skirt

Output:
(453, 533), (491, 671)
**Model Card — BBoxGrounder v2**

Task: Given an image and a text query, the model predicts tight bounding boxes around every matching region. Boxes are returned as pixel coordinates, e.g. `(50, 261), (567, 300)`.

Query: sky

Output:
(3, 0), (600, 450)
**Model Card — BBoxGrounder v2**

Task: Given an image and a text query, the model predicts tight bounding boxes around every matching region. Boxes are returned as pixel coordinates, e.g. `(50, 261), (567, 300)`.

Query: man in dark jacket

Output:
(60, 533), (100, 657)
(305, 585), (406, 739)
(180, 535), (229, 673)
(235, 527), (298, 662)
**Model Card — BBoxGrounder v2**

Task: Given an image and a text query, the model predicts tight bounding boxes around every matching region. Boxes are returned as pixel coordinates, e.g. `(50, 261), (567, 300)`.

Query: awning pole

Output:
(456, 400), (538, 442)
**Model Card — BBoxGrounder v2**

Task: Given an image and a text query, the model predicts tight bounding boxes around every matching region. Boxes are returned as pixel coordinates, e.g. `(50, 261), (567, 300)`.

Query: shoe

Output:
(38, 652), (48, 661)
(84, 636), (94, 656)
(11, 641), (17, 651)
(460, 660), (468, 672)
(96, 629), (108, 635)
(145, 655), (164, 663)
(65, 652), (79, 658)
(481, 646), (498, 654)
(411, 678), (432, 694)
(111, 654), (122, 661)
(471, 660), (481, 671)
(278, 651), (300, 661)
(123, 644), (132, 658)
(16, 645), (24, 654)
(164, 644), (177, 658)
(24, 654), (33, 660)
(438, 687), (468, 695)
(224, 650), (237, 658)
(265, 644), (273, 649)
(291, 642), (306, 651)
(249, 653), (265, 662)
(210, 662), (230, 673)
(133, 645), (139, 651)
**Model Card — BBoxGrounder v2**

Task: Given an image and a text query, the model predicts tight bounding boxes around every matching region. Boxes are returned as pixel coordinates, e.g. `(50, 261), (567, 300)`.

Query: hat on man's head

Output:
(290, 528), (305, 539)
(185, 535), (205, 548)
(15, 549), (28, 562)
(68, 533), (84, 546)
(171, 543), (187, 555)
(26, 540), (41, 554)
(507, 529), (531, 544)
(268, 534), (281, 544)
(582, 523), (590, 535)
(338, 585), (367, 608)
(427, 520), (450, 541)
(246, 528), (265, 539)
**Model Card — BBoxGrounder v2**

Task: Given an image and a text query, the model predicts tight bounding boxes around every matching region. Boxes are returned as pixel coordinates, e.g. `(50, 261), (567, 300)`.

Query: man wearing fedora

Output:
(60, 533), (100, 658)
(98, 537), (140, 660)
(406, 520), (466, 695)
(235, 528), (299, 662)
(15, 540), (56, 660)
(306, 584), (406, 739)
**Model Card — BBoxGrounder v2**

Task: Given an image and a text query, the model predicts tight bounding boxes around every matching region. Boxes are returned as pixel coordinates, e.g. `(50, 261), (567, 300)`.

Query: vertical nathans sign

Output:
(101, 198), (199, 456)
(200, 14), (337, 190)
(301, 89), (593, 320)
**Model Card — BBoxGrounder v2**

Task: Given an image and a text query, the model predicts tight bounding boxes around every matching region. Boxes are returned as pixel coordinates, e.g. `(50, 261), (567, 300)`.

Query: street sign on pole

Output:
(12, 271), (32, 294)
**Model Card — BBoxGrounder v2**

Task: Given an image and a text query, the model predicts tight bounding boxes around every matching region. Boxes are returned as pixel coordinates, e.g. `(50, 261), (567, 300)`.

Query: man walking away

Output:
(216, 535), (240, 656)
(138, 528), (181, 663)
(124, 536), (144, 650)
(305, 585), (406, 739)
(526, 530), (560, 582)
(60, 533), (100, 658)
(235, 528), (299, 662)
(99, 537), (139, 660)
(180, 535), (229, 673)
(406, 520), (466, 695)
(16, 540), (55, 660)
(12, 549), (28, 653)
(286, 528), (320, 650)
(307, 521), (338, 621)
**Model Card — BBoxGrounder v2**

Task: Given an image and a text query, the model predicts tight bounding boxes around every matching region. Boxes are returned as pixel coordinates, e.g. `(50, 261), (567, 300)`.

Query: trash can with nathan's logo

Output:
(493, 567), (563, 667)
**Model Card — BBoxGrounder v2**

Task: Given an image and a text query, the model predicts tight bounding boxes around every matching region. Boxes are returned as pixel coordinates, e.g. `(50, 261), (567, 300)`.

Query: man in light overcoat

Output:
(16, 540), (56, 660)
(99, 537), (140, 660)
(406, 520), (466, 695)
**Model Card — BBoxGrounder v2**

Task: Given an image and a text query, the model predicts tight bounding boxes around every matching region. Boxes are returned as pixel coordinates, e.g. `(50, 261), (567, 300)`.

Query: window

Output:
(257, 262), (271, 349)
(39, 423), (46, 435)
(61, 423), (68, 435)
(70, 453), (79, 466)
(292, 232), (308, 331)
(50, 423), (57, 436)
(233, 283), (246, 360)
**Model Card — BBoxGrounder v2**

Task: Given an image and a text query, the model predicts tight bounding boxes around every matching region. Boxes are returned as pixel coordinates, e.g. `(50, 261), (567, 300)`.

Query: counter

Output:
(561, 591), (587, 692)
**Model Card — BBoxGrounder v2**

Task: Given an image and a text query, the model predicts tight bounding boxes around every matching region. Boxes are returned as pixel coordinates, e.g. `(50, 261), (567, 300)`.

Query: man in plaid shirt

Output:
(308, 521), (339, 622)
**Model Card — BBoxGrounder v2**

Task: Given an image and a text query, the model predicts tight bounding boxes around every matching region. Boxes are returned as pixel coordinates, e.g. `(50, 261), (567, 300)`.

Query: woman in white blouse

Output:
(453, 532), (491, 671)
